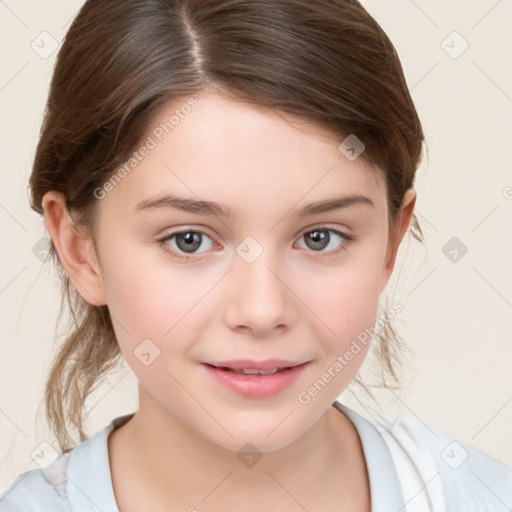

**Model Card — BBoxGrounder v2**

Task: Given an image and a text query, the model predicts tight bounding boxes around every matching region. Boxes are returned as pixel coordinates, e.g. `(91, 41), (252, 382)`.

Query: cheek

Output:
(99, 230), (198, 332)
(99, 236), (220, 365)
(296, 248), (387, 400)
(100, 254), (205, 401)
(303, 251), (385, 335)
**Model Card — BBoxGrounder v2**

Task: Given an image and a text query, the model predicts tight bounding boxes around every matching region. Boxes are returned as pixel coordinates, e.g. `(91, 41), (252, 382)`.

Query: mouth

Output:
(200, 360), (310, 398)
(202, 358), (308, 374)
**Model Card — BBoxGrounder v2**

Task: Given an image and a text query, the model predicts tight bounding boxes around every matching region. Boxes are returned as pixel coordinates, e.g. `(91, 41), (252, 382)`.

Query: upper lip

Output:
(202, 359), (308, 371)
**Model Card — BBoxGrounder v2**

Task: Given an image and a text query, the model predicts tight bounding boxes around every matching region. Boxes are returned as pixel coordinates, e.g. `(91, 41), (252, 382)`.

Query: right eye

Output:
(295, 226), (354, 258)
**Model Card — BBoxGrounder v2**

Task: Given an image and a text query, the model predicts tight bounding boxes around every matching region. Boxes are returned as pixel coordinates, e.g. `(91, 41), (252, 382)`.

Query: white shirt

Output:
(1, 401), (511, 511)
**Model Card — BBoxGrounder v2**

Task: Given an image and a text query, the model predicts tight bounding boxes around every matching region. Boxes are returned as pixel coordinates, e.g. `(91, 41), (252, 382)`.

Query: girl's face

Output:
(91, 93), (411, 452)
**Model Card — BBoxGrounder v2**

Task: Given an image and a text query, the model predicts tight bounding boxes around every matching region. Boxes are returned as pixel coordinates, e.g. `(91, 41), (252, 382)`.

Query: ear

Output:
(42, 191), (107, 306)
(380, 188), (417, 292)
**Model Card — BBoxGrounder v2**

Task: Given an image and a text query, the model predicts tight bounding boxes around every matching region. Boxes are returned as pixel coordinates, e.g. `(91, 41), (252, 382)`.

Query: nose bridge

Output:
(224, 239), (294, 334)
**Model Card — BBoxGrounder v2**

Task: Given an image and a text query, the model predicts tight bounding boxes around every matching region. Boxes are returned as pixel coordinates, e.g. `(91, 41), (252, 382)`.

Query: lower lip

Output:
(201, 363), (310, 398)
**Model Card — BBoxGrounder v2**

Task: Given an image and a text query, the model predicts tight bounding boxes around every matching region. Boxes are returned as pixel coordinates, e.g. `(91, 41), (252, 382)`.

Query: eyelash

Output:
(156, 227), (354, 263)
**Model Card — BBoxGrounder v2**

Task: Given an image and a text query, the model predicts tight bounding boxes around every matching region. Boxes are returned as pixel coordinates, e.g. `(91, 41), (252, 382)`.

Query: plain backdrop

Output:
(1, 0), (511, 491)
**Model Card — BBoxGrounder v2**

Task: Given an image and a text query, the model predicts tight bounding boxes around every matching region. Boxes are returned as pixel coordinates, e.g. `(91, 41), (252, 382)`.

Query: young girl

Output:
(1, 0), (511, 510)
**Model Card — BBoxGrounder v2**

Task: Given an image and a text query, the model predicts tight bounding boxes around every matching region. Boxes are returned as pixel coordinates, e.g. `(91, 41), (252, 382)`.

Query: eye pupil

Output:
(176, 232), (202, 252)
(306, 229), (329, 250)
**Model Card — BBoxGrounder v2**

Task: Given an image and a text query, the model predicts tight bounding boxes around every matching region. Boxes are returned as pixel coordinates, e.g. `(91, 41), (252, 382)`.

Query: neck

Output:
(108, 391), (367, 510)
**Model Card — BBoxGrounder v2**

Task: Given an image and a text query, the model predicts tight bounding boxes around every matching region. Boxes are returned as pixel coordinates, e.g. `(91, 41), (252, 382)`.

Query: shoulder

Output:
(0, 413), (132, 512)
(0, 453), (71, 511)
(377, 412), (512, 511)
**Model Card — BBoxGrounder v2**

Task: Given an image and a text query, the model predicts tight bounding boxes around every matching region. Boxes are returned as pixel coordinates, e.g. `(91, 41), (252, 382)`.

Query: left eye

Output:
(160, 230), (214, 255)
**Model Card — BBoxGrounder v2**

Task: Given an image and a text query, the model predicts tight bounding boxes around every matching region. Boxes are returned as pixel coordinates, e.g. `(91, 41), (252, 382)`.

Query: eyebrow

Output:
(134, 193), (374, 218)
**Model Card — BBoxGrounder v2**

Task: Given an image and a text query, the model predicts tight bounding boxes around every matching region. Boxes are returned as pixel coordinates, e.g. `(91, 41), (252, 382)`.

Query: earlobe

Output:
(380, 188), (417, 292)
(42, 191), (107, 306)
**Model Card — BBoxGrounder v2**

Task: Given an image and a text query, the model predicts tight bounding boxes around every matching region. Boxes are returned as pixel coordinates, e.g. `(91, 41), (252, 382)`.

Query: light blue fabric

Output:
(335, 402), (512, 511)
(1, 403), (511, 511)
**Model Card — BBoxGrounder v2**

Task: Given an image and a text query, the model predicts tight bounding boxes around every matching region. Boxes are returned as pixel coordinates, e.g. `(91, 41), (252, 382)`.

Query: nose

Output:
(223, 251), (297, 337)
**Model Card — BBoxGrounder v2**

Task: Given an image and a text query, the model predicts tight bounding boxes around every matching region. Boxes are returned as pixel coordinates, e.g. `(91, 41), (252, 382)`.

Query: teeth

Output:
(234, 368), (282, 375)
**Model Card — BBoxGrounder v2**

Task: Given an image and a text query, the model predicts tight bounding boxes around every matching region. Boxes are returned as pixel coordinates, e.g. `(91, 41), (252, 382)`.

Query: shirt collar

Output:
(333, 401), (405, 512)
(66, 413), (133, 512)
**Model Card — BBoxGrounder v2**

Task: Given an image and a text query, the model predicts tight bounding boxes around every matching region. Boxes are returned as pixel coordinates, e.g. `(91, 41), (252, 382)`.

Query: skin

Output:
(43, 92), (415, 511)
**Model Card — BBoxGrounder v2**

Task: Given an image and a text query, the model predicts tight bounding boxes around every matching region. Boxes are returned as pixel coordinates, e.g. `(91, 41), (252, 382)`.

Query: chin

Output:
(199, 412), (312, 455)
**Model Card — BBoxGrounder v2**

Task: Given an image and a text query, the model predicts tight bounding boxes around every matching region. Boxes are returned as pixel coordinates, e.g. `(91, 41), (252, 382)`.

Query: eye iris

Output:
(306, 229), (329, 251)
(176, 232), (202, 253)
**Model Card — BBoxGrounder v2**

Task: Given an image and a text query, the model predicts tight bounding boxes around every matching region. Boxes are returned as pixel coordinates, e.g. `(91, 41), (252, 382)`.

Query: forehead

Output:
(105, 93), (386, 217)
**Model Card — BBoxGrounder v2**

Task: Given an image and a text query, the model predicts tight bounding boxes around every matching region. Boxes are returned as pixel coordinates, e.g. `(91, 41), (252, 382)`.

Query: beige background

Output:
(1, 0), (511, 491)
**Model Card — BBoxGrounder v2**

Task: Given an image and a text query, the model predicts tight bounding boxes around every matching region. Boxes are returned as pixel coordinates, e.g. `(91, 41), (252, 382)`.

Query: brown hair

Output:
(29, 0), (424, 452)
